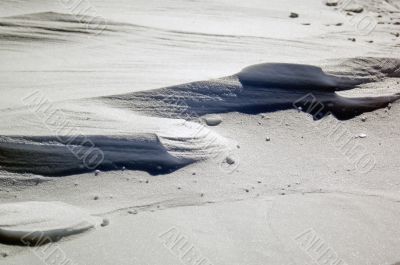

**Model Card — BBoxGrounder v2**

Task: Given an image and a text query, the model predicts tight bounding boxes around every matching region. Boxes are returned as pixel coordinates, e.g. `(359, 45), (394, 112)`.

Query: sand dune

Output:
(0, 201), (101, 245)
(0, 57), (399, 176)
(1, 0), (400, 264)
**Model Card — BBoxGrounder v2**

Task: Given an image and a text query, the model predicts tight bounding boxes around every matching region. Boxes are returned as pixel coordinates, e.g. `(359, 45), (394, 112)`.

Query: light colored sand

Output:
(1, 0), (400, 264)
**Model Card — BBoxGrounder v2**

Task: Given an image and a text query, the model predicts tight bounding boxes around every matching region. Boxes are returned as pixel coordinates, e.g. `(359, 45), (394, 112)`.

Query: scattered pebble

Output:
(366, 40), (374, 43)
(94, 170), (101, 176)
(93, 196), (99, 200)
(101, 218), (110, 227)
(145, 180), (149, 184)
(244, 189), (250, 193)
(325, 0), (338, 6)
(344, 5), (364, 13)
(266, 137), (271, 142)
(289, 12), (299, 18)
(203, 115), (222, 126)
(335, 23), (343, 26)
(357, 133), (367, 139)
(388, 103), (392, 110)
(394, 22), (400, 25)
(200, 193), (204, 197)
(122, 166), (126, 171)
(128, 210), (138, 215)
(225, 156), (235, 165)
(361, 116), (367, 122)
(192, 172), (196, 176)
(0, 252), (8, 258)
(280, 192), (286, 196)
(348, 38), (356, 42)
(391, 32), (400, 37)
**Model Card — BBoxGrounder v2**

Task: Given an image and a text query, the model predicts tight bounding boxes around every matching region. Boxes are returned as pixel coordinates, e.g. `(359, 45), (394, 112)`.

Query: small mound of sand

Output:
(0, 201), (102, 245)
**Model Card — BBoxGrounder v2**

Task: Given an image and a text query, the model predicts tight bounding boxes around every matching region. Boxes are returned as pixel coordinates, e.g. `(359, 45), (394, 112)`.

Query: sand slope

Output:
(1, 0), (400, 264)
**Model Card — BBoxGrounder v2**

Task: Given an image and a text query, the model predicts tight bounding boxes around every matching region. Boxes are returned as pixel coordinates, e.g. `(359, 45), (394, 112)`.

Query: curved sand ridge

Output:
(106, 57), (400, 120)
(0, 109), (231, 176)
(0, 57), (399, 176)
(0, 201), (102, 245)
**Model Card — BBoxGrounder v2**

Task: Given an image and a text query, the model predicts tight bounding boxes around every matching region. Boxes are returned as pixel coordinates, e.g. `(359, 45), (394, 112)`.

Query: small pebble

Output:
(225, 156), (235, 165)
(361, 117), (367, 122)
(348, 38), (356, 42)
(326, 0), (338, 6)
(266, 137), (271, 142)
(203, 115), (222, 126)
(357, 133), (367, 139)
(94, 170), (101, 176)
(94, 196), (99, 200)
(122, 166), (126, 171)
(344, 5), (364, 13)
(128, 210), (138, 215)
(388, 103), (392, 110)
(289, 12), (299, 18)
(101, 218), (110, 227)
(0, 252), (8, 258)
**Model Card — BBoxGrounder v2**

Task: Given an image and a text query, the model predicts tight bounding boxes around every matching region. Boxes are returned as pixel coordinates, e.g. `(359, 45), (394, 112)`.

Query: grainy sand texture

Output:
(1, 0), (400, 264)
